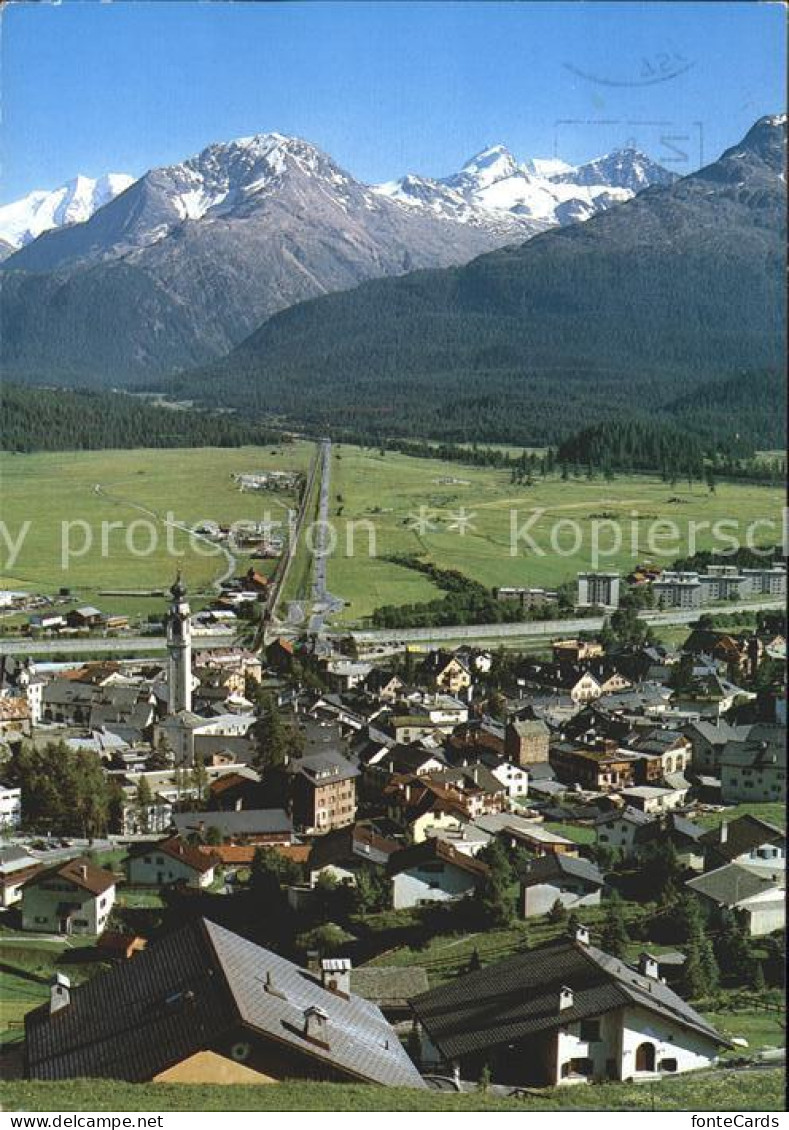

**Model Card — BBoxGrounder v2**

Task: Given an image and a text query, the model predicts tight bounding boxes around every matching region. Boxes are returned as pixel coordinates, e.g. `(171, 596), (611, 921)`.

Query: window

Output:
(580, 1019), (601, 1042)
(658, 1058), (677, 1073)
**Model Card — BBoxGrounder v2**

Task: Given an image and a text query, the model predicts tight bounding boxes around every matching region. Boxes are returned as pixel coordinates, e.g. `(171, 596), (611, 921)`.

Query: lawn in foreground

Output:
(325, 446), (784, 623)
(0, 1070), (783, 1111)
(0, 444), (312, 619)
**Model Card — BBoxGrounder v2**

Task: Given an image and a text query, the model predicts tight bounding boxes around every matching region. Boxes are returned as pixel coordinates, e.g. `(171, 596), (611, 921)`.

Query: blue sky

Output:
(1, 1), (785, 202)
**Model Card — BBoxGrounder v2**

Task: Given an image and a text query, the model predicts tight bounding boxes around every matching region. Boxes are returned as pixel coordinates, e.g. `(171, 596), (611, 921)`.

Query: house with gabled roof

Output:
(519, 854), (606, 918)
(686, 864), (785, 936)
(21, 857), (116, 936)
(25, 918), (425, 1088)
(409, 930), (730, 1087)
(125, 835), (219, 889)
(387, 838), (489, 910)
(699, 815), (785, 873)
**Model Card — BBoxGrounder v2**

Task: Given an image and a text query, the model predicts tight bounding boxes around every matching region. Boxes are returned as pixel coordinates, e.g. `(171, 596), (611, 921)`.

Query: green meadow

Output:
(0, 443), (782, 626)
(325, 445), (784, 623)
(0, 1070), (783, 1111)
(0, 444), (312, 619)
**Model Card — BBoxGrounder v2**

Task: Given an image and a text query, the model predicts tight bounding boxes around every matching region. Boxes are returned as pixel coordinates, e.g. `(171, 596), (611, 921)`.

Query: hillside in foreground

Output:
(0, 1070), (783, 1112)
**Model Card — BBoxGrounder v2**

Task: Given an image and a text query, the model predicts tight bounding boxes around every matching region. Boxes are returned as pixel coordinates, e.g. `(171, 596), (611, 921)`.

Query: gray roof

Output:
(25, 917), (424, 1088)
(172, 809), (292, 837)
(350, 966), (430, 1005)
(292, 749), (359, 783)
(519, 854), (605, 890)
(207, 921), (424, 1087)
(687, 863), (784, 907)
(410, 938), (727, 1060)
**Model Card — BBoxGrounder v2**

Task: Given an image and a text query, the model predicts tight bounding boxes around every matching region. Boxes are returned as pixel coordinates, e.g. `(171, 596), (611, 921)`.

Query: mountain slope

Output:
(0, 135), (674, 381)
(0, 135), (546, 379)
(179, 115), (786, 445)
(0, 174), (134, 249)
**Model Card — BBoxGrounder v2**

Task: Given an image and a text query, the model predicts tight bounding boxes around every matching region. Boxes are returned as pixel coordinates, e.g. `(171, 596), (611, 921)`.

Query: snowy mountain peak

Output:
(0, 172), (134, 248)
(459, 144), (520, 182)
(550, 146), (677, 192)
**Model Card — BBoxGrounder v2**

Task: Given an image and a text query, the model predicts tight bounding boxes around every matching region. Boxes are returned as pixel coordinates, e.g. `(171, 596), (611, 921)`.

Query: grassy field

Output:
(2, 443), (782, 628)
(0, 937), (105, 1045)
(0, 1070), (783, 1111)
(325, 445), (784, 623)
(0, 444), (312, 620)
(694, 803), (786, 831)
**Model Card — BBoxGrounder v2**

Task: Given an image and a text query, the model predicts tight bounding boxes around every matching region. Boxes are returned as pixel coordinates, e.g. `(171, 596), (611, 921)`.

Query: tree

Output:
(475, 840), (515, 927)
(750, 961), (766, 992)
(252, 694), (304, 770)
(714, 912), (751, 985)
(547, 898), (568, 925)
(190, 753), (209, 807)
(601, 894), (629, 958)
(134, 775), (153, 834)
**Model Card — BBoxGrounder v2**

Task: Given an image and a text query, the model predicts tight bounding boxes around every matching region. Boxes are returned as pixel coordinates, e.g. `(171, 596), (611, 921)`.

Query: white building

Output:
(0, 780), (22, 830)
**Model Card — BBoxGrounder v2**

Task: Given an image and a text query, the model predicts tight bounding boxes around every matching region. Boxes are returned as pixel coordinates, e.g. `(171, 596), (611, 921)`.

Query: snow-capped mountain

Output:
(0, 173), (134, 249)
(0, 131), (677, 379)
(374, 142), (675, 228)
(550, 147), (678, 192)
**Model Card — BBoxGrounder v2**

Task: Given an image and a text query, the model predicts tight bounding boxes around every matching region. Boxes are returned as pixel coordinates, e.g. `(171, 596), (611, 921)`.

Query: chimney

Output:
(50, 972), (71, 1016)
(306, 950), (321, 973)
(304, 1005), (330, 1046)
(321, 957), (352, 998)
(79, 864), (88, 880)
(559, 986), (574, 1011)
(639, 953), (660, 980)
(720, 821), (728, 844)
(575, 924), (591, 946)
(263, 969), (286, 1001)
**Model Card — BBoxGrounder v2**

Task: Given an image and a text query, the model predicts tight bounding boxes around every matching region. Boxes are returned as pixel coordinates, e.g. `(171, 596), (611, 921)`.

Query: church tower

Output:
(165, 573), (192, 714)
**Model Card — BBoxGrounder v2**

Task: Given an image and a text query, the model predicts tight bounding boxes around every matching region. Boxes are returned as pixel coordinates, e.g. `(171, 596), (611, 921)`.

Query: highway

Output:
(341, 599), (785, 647)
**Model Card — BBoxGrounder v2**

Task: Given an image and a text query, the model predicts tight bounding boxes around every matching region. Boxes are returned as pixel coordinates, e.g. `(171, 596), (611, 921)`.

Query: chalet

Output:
(595, 807), (653, 853)
(684, 719), (746, 773)
(420, 652), (472, 696)
(632, 813), (706, 870)
(488, 759), (529, 801)
(410, 931), (729, 1086)
(474, 813), (578, 857)
(21, 857), (116, 936)
(698, 815), (785, 873)
(308, 822), (401, 886)
(363, 670), (405, 703)
(686, 865), (785, 936)
(719, 725), (786, 803)
(65, 606), (105, 630)
(172, 809), (293, 845)
(550, 742), (637, 792)
(519, 855), (605, 918)
(627, 729), (691, 783)
(388, 839), (489, 910)
(25, 918), (425, 1088)
(126, 836), (219, 889)
(447, 717), (506, 760)
(0, 847), (42, 908)
(383, 775), (467, 842)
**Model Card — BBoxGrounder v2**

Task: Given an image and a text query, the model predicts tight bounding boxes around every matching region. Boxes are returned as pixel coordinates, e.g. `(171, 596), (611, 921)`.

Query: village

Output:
(0, 568), (785, 1096)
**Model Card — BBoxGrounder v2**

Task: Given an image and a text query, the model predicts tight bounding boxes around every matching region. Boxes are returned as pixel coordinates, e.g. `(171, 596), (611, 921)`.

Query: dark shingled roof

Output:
(699, 814), (785, 863)
(26, 918), (424, 1088)
(518, 854), (605, 890)
(409, 938), (727, 1060)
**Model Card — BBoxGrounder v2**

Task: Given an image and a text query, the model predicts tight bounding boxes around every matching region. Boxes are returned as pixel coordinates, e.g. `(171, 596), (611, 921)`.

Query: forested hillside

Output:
(0, 384), (283, 452)
(168, 116), (785, 446)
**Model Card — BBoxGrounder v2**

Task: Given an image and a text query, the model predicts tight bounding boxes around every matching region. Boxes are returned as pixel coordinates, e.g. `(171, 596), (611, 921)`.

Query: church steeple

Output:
(165, 573), (192, 714)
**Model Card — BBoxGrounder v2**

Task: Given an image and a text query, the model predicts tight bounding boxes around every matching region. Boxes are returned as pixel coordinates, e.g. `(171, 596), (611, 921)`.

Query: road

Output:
(0, 632), (237, 657)
(308, 438), (345, 635)
(341, 599), (785, 647)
